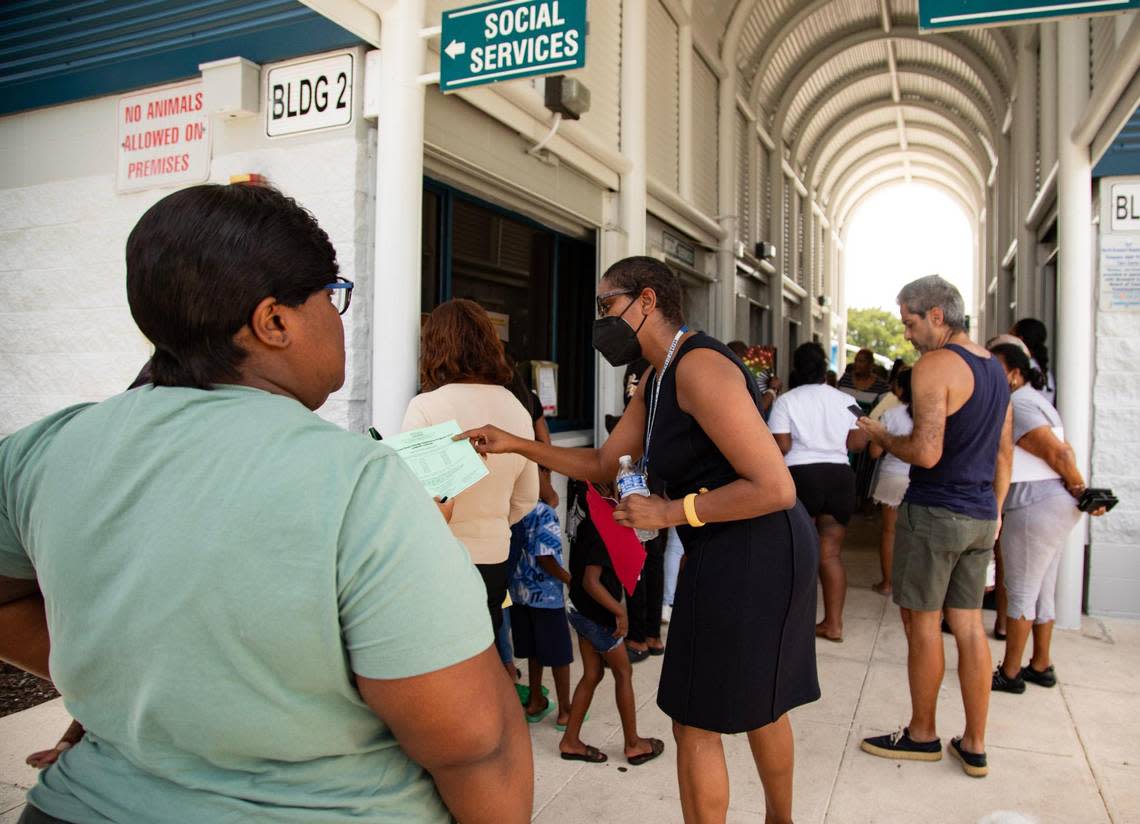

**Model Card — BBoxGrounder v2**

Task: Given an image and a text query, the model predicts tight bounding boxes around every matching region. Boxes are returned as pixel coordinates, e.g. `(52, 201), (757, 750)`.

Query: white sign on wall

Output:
(116, 81), (210, 193)
(1109, 181), (1140, 233)
(266, 52), (354, 138)
(1099, 234), (1140, 310)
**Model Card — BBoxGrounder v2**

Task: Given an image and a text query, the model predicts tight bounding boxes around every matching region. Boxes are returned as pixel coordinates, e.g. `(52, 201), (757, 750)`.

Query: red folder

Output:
(585, 484), (648, 596)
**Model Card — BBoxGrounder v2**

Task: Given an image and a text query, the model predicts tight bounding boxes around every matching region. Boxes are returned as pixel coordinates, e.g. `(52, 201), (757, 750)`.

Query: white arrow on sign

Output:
(445, 40), (466, 59)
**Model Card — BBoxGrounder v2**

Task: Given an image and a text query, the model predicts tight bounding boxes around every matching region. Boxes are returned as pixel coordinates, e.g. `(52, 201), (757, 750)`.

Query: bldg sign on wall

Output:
(116, 81), (210, 193)
(919, 0), (1140, 31)
(266, 52), (354, 138)
(440, 0), (587, 92)
(1100, 176), (1140, 310)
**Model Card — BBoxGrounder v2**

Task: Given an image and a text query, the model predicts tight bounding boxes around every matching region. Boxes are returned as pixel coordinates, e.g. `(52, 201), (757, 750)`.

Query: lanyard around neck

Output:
(644, 326), (689, 469)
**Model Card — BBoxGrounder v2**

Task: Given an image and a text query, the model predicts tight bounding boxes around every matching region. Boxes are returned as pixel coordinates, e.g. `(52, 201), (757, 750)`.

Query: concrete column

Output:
(769, 146), (786, 377)
(1040, 23), (1058, 176)
(975, 213), (986, 340)
(836, 225), (848, 369)
(996, 132), (1013, 331)
(370, 0), (427, 436)
(805, 198), (817, 333)
(985, 182), (997, 340)
(822, 219), (836, 350)
(594, 0), (649, 444)
(1055, 18), (1094, 630)
(716, 59), (737, 340)
(619, 0), (647, 256)
(1015, 28), (1039, 319)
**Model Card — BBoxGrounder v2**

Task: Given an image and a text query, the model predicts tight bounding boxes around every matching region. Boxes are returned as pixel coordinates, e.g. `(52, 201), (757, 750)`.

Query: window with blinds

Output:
(691, 51), (718, 215)
(1091, 17), (1115, 95)
(782, 185), (791, 276)
(796, 197), (805, 287)
(566, 0), (621, 151)
(761, 149), (771, 242)
(736, 111), (752, 247)
(647, 0), (680, 191)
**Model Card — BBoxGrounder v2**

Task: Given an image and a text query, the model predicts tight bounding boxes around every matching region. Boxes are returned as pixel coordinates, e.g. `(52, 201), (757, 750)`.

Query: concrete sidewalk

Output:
(2, 516), (1138, 823)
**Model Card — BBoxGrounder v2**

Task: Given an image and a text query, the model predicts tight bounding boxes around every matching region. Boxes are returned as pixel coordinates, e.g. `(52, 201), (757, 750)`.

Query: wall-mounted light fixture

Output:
(199, 57), (261, 118)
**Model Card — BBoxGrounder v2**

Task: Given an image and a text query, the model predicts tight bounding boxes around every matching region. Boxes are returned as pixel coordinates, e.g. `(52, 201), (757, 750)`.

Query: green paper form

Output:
(383, 420), (489, 500)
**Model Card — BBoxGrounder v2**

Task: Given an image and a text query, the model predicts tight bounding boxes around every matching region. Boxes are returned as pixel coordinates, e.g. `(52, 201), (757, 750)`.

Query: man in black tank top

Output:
(855, 276), (1013, 778)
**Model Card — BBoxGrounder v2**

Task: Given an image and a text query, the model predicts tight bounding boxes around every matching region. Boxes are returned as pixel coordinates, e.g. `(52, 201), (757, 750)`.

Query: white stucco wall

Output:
(0, 48), (374, 437)
(1090, 309), (1140, 617)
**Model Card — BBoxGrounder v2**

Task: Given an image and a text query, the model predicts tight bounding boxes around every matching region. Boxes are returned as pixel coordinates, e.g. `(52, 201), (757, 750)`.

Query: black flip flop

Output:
(627, 737), (665, 766)
(561, 745), (607, 763)
(648, 645), (665, 656)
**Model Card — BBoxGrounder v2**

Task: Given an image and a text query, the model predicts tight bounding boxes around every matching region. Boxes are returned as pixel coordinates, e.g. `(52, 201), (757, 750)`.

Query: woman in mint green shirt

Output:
(0, 184), (532, 824)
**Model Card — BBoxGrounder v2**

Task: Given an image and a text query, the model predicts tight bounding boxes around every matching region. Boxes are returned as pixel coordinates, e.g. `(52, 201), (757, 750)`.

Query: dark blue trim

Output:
(1, 15), (363, 116)
(422, 176), (596, 432)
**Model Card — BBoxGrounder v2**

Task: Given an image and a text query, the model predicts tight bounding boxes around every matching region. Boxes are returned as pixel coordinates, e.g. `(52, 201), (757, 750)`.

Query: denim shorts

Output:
(567, 607), (623, 653)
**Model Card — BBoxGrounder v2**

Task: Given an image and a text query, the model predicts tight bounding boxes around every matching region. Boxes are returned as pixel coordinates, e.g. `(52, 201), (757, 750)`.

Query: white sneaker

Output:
(661, 605), (672, 624)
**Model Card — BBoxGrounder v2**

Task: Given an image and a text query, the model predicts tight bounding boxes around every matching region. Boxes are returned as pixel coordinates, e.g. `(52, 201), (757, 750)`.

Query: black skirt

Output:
(657, 500), (821, 734)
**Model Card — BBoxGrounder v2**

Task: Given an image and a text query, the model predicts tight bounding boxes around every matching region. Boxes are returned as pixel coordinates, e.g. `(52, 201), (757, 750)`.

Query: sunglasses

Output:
(595, 287), (637, 317)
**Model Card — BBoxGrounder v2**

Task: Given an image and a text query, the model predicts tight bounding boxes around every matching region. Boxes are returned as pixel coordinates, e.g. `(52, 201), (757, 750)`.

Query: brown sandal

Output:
(627, 738), (665, 766)
(561, 745), (607, 763)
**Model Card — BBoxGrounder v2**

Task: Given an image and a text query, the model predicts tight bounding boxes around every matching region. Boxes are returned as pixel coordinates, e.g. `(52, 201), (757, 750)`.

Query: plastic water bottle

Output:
(616, 455), (659, 542)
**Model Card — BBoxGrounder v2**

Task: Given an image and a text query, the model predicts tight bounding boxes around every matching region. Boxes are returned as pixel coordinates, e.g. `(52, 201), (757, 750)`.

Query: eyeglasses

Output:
(596, 288), (637, 318)
(325, 277), (354, 315)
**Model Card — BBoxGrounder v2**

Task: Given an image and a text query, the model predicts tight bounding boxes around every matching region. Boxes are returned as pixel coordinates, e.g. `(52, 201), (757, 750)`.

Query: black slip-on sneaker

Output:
(860, 727), (942, 762)
(949, 737), (988, 777)
(1020, 664), (1057, 687)
(992, 665), (1026, 694)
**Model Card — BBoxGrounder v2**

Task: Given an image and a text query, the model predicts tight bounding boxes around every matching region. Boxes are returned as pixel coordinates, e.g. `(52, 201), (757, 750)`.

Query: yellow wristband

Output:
(683, 492), (705, 527)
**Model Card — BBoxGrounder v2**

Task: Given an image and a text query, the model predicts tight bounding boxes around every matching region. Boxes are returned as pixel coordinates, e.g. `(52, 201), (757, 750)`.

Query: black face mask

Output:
(592, 296), (647, 367)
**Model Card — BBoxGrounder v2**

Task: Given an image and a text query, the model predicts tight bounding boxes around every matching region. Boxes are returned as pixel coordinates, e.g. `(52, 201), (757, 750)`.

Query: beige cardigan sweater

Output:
(401, 383), (539, 566)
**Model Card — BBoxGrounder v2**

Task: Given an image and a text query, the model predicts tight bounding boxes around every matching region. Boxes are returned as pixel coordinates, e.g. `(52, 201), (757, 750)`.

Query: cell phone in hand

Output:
(847, 404), (865, 418)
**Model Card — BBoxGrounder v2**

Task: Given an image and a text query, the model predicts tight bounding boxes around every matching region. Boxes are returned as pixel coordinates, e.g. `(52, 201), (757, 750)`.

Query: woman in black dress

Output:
(460, 257), (819, 823)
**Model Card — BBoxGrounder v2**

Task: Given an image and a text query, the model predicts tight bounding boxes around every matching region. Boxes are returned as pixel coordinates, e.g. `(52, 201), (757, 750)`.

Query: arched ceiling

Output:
(712, 0), (1014, 231)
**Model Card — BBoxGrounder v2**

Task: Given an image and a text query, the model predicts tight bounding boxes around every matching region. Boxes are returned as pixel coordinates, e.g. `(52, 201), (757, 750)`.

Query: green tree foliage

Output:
(847, 307), (918, 365)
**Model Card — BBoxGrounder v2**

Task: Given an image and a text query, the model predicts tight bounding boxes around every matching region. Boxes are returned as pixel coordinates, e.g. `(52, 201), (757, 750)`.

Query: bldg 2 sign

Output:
(266, 52), (354, 138)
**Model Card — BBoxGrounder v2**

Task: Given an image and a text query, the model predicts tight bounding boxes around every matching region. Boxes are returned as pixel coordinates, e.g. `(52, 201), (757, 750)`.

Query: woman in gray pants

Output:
(988, 344), (1106, 693)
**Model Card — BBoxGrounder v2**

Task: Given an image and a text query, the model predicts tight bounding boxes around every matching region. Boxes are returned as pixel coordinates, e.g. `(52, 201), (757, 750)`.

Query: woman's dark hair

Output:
(990, 343), (1046, 390)
(789, 341), (828, 388)
(126, 183), (337, 389)
(600, 256), (685, 325)
(420, 299), (514, 391)
(897, 369), (914, 418)
(1012, 318), (1049, 378)
(888, 358), (906, 384)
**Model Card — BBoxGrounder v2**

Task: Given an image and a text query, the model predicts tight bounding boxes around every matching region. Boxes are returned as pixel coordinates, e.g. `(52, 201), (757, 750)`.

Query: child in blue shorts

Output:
(559, 481), (664, 767)
(509, 500), (573, 728)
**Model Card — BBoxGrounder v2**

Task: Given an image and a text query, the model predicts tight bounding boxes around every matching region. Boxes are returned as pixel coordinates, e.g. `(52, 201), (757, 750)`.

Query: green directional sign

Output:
(440, 0), (587, 93)
(920, 0), (1140, 30)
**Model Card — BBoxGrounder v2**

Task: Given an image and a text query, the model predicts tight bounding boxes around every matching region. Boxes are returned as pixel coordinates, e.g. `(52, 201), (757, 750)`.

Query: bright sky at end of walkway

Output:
(844, 183), (975, 317)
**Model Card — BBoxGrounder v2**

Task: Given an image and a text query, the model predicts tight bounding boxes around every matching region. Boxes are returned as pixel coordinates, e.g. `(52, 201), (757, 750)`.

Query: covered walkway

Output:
(2, 517), (1138, 824)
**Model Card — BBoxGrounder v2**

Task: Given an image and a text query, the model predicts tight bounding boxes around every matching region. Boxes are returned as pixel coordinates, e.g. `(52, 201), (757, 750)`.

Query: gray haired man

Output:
(856, 275), (1012, 777)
